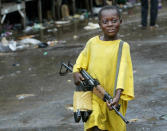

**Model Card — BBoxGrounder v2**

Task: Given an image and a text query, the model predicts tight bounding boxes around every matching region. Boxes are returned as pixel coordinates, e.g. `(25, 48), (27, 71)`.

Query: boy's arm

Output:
(116, 43), (134, 101)
(107, 89), (123, 110)
(73, 42), (91, 73)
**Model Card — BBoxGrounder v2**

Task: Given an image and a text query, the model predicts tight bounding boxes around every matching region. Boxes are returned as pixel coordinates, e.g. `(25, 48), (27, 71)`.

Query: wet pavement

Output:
(0, 3), (167, 131)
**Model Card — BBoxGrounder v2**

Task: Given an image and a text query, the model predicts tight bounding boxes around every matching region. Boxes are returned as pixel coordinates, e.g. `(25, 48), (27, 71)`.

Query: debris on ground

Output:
(67, 80), (71, 82)
(16, 94), (35, 100)
(55, 20), (71, 25)
(128, 118), (139, 123)
(23, 23), (45, 33)
(0, 36), (68, 52)
(73, 35), (78, 40)
(19, 38), (41, 47)
(47, 28), (58, 33)
(33, 23), (45, 30)
(65, 104), (73, 111)
(18, 35), (36, 40)
(0, 37), (11, 52)
(84, 22), (99, 30)
(38, 42), (48, 48)
(159, 114), (167, 120)
(43, 51), (48, 56)
(12, 63), (20, 67)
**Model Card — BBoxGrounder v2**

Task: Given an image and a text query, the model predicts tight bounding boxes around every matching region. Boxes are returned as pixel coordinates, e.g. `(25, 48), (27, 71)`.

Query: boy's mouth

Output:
(107, 29), (116, 33)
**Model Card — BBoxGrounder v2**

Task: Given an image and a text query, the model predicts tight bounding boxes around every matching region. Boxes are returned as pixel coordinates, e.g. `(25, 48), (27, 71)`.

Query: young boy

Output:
(73, 6), (134, 131)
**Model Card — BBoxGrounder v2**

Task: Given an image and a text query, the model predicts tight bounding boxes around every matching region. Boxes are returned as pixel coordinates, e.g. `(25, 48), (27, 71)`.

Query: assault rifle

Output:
(59, 62), (129, 124)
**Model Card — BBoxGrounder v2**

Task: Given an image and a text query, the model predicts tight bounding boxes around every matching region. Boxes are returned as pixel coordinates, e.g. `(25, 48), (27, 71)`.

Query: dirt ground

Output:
(0, 3), (167, 131)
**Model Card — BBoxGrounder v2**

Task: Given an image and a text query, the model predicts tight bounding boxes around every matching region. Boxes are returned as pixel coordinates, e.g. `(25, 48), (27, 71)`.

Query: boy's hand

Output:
(106, 89), (123, 110)
(73, 72), (84, 85)
(106, 97), (119, 110)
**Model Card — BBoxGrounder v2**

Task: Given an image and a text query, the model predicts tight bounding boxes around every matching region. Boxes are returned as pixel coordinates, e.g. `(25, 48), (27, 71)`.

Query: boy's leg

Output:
(150, 0), (158, 26)
(91, 126), (107, 131)
(141, 0), (148, 27)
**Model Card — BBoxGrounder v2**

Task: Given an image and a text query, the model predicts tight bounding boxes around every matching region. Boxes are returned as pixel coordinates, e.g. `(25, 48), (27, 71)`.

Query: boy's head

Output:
(98, 6), (122, 39)
(98, 6), (121, 21)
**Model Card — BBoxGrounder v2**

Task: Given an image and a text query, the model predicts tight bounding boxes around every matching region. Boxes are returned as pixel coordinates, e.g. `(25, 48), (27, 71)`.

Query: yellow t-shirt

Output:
(73, 36), (134, 131)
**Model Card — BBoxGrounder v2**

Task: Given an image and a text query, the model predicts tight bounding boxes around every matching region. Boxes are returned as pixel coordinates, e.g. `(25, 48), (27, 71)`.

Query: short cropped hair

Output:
(98, 5), (121, 21)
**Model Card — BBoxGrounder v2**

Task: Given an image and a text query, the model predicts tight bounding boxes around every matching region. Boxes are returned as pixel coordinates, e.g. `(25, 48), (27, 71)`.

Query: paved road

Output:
(0, 4), (167, 131)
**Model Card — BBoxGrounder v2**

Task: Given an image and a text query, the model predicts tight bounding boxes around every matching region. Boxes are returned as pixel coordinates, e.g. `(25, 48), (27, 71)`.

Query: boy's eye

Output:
(112, 19), (118, 23)
(101, 19), (119, 24)
(102, 19), (108, 24)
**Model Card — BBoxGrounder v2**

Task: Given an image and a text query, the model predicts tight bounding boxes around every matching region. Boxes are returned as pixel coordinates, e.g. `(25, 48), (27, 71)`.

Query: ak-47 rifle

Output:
(59, 62), (129, 124)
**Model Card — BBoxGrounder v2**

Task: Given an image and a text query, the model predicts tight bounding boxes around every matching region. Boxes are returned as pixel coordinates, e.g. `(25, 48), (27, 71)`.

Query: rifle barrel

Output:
(112, 106), (129, 124)
(62, 63), (73, 72)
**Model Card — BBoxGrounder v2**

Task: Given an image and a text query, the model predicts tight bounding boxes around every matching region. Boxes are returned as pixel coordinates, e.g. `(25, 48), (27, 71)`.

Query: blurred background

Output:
(0, 0), (167, 131)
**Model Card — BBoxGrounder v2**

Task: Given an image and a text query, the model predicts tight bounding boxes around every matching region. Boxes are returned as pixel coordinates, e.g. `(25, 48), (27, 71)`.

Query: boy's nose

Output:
(107, 21), (114, 26)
